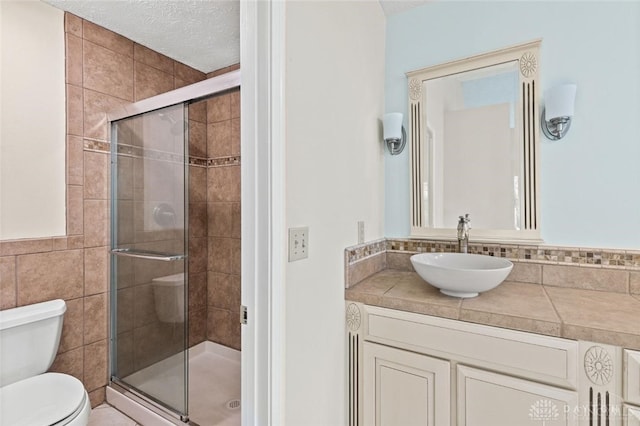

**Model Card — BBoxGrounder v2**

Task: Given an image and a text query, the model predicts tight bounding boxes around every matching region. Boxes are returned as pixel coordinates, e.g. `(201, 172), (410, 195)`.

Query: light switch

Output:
(288, 227), (309, 262)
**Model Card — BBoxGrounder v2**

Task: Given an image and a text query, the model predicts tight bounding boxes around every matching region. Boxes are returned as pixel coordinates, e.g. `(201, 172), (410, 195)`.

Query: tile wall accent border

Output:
(345, 238), (387, 265)
(82, 140), (237, 168)
(346, 238), (640, 270)
(0, 235), (85, 256)
(84, 139), (110, 153)
(189, 157), (208, 167)
(115, 143), (185, 164)
(208, 155), (241, 168)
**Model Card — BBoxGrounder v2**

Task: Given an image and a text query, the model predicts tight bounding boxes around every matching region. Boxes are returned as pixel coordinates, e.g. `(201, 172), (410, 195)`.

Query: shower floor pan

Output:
(108, 341), (240, 426)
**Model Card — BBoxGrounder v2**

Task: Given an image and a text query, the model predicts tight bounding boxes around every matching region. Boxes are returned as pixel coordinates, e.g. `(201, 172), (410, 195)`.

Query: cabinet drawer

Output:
(457, 365), (579, 426)
(364, 305), (578, 388)
(625, 350), (640, 405)
(625, 405), (640, 426)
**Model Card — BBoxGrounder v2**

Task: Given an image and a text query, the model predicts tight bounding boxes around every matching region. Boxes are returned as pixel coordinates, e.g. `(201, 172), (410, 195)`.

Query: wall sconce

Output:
(383, 113), (406, 155)
(541, 84), (577, 141)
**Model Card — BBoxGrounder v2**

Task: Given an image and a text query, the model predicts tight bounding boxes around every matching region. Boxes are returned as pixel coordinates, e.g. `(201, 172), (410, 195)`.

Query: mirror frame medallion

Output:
(406, 40), (542, 243)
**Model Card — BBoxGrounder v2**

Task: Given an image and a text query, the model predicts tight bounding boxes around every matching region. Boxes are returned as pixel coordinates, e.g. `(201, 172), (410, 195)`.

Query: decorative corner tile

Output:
(346, 238), (386, 264)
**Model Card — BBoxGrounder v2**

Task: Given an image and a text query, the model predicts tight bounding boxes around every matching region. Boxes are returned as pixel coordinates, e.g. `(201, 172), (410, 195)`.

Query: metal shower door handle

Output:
(110, 248), (186, 262)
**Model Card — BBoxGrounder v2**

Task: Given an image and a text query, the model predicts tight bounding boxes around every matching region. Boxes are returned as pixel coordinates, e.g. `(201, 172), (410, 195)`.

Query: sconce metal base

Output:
(541, 108), (572, 141)
(385, 126), (407, 155)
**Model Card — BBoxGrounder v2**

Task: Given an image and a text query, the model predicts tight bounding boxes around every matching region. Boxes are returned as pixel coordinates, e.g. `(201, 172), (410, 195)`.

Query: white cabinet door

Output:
(626, 405), (640, 426)
(363, 341), (450, 426)
(625, 350), (640, 405)
(458, 365), (579, 426)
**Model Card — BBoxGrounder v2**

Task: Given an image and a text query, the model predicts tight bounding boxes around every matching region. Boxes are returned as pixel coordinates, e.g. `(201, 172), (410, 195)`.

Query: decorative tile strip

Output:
(83, 140), (239, 168)
(143, 147), (185, 164)
(189, 157), (208, 167)
(115, 143), (141, 157)
(208, 156), (241, 168)
(345, 238), (387, 264)
(347, 238), (640, 270)
(114, 143), (187, 164)
(83, 139), (110, 153)
(386, 238), (458, 254)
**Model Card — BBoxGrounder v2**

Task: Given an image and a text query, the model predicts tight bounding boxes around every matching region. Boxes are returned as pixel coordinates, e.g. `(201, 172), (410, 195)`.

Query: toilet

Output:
(151, 272), (185, 323)
(0, 299), (91, 426)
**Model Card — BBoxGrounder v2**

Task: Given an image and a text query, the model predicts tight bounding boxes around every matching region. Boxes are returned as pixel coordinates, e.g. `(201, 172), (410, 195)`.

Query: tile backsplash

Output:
(345, 238), (640, 293)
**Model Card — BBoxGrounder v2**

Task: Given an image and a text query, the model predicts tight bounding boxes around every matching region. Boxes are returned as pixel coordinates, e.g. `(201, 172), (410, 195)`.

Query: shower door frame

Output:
(108, 70), (239, 122)
(108, 70), (241, 424)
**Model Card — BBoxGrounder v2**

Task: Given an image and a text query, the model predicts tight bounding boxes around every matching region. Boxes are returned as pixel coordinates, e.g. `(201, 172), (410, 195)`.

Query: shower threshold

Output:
(107, 341), (241, 426)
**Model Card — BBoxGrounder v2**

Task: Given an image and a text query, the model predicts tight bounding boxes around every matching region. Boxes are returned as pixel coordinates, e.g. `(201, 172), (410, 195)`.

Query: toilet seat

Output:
(0, 372), (90, 426)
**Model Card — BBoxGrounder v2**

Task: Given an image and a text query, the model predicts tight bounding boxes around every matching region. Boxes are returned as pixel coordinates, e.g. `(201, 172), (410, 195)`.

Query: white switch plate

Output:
(288, 227), (309, 262)
(357, 221), (365, 244)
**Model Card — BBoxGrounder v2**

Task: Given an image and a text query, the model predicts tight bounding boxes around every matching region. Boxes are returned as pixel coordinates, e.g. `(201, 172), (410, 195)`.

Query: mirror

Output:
(407, 40), (541, 242)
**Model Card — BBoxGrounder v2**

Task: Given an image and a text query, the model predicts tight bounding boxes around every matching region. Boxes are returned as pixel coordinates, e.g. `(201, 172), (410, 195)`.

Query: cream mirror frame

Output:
(406, 40), (542, 243)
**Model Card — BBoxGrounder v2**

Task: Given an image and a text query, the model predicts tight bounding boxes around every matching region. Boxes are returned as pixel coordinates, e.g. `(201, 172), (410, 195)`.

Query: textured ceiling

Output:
(378, 0), (431, 16)
(43, 0), (428, 74)
(44, 0), (239, 74)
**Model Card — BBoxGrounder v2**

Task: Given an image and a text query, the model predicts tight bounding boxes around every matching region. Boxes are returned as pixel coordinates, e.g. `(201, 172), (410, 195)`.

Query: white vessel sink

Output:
(410, 253), (513, 298)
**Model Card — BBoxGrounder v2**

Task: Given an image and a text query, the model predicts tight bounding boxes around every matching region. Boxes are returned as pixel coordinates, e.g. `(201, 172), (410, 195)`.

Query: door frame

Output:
(240, 1), (286, 425)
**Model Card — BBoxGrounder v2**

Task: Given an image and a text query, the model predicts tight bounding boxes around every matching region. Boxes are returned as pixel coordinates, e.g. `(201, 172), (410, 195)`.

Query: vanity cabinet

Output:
(362, 342), (450, 426)
(346, 302), (626, 426)
(457, 365), (578, 425)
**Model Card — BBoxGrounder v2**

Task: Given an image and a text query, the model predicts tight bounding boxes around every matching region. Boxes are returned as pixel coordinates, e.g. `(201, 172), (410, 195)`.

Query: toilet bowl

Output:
(0, 299), (91, 426)
(151, 272), (185, 323)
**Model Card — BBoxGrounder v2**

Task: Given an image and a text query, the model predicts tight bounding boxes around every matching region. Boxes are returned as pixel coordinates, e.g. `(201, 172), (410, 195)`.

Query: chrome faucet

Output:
(457, 214), (471, 253)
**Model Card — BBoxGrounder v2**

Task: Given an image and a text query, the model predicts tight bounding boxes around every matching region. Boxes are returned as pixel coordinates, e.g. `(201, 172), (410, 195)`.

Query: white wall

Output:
(385, 1), (640, 249)
(0, 1), (66, 239)
(284, 1), (386, 424)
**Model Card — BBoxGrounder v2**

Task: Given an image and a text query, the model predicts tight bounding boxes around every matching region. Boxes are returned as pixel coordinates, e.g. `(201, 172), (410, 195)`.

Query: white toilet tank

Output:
(0, 299), (66, 387)
(151, 273), (185, 323)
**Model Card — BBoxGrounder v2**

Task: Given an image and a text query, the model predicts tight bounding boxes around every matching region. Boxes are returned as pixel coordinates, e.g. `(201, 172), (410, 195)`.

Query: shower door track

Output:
(110, 378), (199, 425)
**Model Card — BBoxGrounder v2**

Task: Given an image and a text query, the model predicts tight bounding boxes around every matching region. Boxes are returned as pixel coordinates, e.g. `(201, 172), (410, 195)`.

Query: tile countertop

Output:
(345, 269), (640, 351)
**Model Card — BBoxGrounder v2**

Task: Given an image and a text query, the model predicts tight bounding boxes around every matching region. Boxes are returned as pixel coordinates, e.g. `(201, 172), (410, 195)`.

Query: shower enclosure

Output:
(108, 72), (241, 425)
(110, 102), (189, 419)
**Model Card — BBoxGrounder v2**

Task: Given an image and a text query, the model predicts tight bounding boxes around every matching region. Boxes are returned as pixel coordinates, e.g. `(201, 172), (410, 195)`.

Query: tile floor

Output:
(88, 404), (139, 426)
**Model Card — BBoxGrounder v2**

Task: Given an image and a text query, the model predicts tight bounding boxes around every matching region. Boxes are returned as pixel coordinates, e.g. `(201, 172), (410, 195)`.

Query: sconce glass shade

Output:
(383, 113), (406, 155)
(545, 84), (577, 120)
(383, 113), (403, 140)
(542, 84), (577, 141)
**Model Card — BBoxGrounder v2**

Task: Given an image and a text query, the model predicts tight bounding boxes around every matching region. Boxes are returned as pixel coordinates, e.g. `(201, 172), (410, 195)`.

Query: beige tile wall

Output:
(188, 99), (209, 347)
(206, 63), (241, 79)
(207, 89), (241, 350)
(0, 13), (206, 408)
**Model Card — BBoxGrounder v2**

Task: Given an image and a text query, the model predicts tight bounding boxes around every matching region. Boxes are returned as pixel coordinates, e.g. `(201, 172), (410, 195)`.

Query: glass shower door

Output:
(109, 103), (189, 420)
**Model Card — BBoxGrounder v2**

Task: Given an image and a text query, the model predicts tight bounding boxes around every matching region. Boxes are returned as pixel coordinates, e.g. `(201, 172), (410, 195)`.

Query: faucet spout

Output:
(457, 214), (471, 253)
